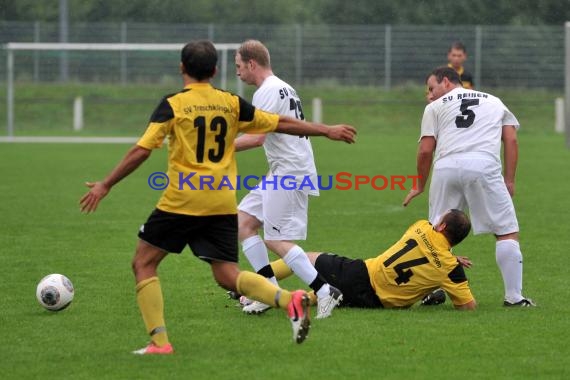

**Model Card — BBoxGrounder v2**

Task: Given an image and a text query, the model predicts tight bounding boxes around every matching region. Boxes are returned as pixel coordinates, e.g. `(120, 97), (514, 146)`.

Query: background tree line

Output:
(1, 0), (569, 25)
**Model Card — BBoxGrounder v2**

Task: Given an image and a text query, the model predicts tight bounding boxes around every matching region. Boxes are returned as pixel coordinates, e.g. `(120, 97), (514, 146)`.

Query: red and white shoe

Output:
(287, 290), (311, 344)
(132, 342), (174, 355)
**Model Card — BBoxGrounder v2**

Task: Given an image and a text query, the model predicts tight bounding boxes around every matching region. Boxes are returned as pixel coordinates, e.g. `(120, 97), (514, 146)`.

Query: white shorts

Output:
(238, 186), (309, 241)
(429, 155), (519, 236)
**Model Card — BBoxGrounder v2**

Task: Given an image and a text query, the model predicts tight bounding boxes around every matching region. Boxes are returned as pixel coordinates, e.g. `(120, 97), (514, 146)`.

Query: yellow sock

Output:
(136, 276), (169, 347)
(308, 291), (317, 306)
(237, 271), (292, 309)
(270, 259), (294, 280)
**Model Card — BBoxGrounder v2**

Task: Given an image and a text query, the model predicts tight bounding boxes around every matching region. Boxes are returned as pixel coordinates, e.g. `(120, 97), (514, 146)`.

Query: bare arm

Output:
(454, 299), (477, 310)
(403, 136), (436, 206)
(502, 125), (518, 197)
(235, 133), (266, 152)
(275, 115), (356, 143)
(80, 145), (151, 213)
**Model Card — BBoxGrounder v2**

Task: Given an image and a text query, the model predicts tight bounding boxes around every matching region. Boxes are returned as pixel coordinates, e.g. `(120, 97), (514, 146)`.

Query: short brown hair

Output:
(181, 40), (217, 80)
(427, 66), (462, 85)
(448, 41), (467, 53)
(237, 40), (271, 68)
(440, 209), (471, 246)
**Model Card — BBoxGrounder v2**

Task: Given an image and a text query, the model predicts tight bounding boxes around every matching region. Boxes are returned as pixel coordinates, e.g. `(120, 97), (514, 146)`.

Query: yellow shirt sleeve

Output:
(239, 108), (279, 134)
(137, 96), (175, 149)
(235, 96), (278, 134)
(440, 263), (475, 306)
(137, 122), (171, 149)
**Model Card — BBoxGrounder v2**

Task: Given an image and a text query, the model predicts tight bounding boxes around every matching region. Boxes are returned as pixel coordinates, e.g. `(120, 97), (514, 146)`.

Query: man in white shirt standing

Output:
(403, 66), (535, 307)
(234, 40), (343, 318)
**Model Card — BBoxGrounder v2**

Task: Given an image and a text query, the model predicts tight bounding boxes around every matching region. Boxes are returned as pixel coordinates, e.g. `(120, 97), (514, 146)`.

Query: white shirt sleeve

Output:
(419, 104), (437, 141)
(502, 106), (520, 130)
(252, 85), (280, 113)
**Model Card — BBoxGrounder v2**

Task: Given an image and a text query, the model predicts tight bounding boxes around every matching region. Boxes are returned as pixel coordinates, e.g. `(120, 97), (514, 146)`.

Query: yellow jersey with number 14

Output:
(365, 220), (474, 308)
(137, 83), (279, 216)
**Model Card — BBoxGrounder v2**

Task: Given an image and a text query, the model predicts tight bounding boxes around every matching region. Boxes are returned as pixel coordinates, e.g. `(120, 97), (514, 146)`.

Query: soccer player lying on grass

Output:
(79, 40), (356, 354)
(261, 209), (476, 310)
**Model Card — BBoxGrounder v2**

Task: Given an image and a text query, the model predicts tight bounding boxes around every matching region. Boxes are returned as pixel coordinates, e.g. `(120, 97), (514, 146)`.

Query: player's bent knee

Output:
(131, 243), (167, 276)
(264, 240), (294, 257)
(306, 252), (321, 266)
(238, 211), (261, 239)
(496, 232), (519, 241)
(210, 261), (239, 291)
(131, 254), (148, 274)
(131, 256), (157, 276)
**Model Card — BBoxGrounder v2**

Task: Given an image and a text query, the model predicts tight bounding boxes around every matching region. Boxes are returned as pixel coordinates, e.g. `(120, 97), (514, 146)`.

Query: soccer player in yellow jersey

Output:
(447, 41), (474, 90)
(79, 40), (356, 354)
(268, 210), (476, 310)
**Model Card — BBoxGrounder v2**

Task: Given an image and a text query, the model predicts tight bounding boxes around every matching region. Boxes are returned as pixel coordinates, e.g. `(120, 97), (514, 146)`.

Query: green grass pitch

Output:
(1, 85), (569, 379)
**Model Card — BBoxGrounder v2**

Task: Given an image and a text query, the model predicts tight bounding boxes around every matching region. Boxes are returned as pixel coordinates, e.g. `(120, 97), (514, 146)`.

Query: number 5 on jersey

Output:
(455, 99), (480, 129)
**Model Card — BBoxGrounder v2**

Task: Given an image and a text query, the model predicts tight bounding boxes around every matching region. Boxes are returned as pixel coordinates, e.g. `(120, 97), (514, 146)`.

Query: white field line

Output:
(0, 136), (138, 144)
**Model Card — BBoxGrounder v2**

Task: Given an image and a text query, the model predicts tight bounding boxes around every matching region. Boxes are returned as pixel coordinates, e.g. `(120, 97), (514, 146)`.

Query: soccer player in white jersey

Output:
(233, 40), (343, 318)
(403, 66), (534, 307)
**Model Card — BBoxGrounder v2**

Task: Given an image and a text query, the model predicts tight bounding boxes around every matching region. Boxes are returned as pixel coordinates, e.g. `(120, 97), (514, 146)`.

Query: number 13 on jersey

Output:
(193, 116), (228, 163)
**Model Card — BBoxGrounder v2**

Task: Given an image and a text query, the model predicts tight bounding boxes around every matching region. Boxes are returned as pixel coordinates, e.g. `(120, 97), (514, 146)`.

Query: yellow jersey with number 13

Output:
(137, 83), (279, 216)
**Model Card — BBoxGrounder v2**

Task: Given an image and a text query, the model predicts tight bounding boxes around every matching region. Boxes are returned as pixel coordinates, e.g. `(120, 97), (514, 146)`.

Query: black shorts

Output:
(138, 208), (238, 263)
(314, 253), (383, 308)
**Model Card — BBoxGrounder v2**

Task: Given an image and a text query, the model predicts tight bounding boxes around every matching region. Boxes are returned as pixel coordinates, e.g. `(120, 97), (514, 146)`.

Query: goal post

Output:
(4, 42), (243, 137)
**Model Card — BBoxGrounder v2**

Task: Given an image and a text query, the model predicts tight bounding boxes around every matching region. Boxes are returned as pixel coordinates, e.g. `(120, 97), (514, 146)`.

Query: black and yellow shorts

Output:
(138, 208), (238, 263)
(314, 253), (383, 308)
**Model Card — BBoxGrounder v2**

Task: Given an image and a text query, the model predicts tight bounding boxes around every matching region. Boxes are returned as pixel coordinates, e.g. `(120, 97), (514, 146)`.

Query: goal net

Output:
(2, 42), (243, 141)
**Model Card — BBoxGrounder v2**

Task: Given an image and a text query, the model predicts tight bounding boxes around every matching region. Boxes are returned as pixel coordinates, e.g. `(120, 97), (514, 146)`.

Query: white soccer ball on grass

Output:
(36, 274), (74, 311)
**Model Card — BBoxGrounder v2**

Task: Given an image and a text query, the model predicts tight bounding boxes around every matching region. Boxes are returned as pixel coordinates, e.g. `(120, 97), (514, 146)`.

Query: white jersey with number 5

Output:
(420, 87), (520, 164)
(252, 75), (319, 196)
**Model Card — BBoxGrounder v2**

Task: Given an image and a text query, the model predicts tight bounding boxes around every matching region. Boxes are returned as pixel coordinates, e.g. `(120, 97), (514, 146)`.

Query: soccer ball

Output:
(36, 274), (74, 311)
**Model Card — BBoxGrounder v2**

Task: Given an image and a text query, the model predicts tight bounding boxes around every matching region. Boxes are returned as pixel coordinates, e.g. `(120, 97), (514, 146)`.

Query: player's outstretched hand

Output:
(456, 256), (473, 269)
(326, 125), (356, 144)
(80, 181), (110, 213)
(403, 188), (423, 207)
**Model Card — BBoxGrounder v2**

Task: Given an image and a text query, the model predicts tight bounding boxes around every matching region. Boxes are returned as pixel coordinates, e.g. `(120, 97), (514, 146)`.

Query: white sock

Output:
(282, 245), (330, 298)
(242, 235), (278, 286)
(315, 283), (331, 299)
(495, 239), (523, 303)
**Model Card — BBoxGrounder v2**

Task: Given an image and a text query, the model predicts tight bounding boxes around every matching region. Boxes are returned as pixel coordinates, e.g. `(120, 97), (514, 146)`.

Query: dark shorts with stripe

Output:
(138, 208), (238, 263)
(314, 253), (383, 308)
